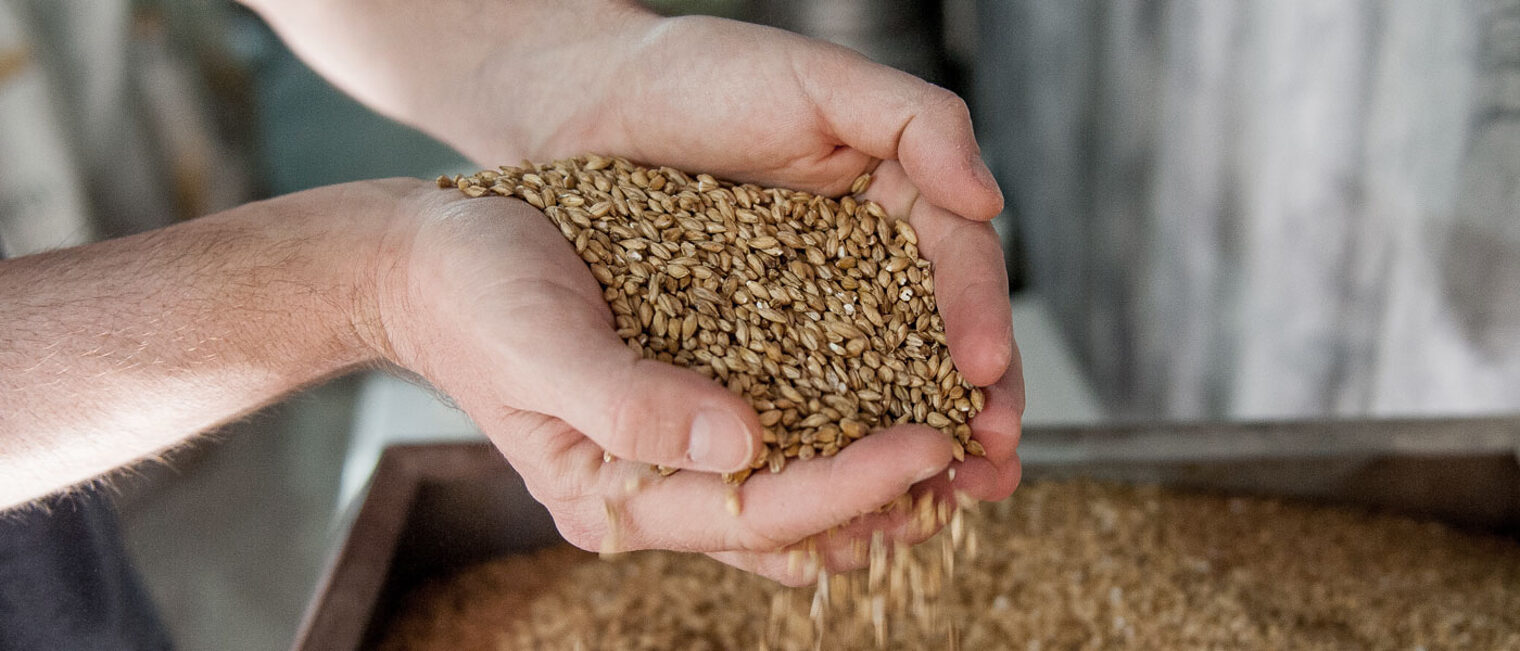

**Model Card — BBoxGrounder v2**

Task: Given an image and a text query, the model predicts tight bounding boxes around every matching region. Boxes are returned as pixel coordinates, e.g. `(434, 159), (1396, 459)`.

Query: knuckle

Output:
(542, 473), (590, 508)
(605, 363), (691, 465)
(926, 87), (970, 118)
(554, 512), (604, 552)
(605, 384), (663, 462)
(517, 452), (593, 508)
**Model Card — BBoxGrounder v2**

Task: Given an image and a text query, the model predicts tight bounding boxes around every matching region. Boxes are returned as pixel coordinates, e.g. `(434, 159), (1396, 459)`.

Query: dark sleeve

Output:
(0, 489), (173, 650)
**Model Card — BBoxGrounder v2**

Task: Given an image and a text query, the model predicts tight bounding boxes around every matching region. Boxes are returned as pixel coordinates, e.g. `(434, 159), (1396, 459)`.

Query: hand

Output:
(470, 13), (1003, 220)
(462, 13), (1025, 577)
(372, 180), (972, 584)
(522, 14), (1022, 482)
(504, 14), (1027, 570)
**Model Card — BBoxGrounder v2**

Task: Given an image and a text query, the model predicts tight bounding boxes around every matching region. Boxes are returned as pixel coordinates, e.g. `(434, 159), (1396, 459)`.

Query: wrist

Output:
(440, 1), (664, 164)
(220, 180), (424, 375)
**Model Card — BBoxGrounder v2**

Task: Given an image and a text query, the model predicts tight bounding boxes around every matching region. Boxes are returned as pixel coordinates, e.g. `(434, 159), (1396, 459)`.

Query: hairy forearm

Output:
(240, 0), (659, 165)
(0, 188), (388, 508)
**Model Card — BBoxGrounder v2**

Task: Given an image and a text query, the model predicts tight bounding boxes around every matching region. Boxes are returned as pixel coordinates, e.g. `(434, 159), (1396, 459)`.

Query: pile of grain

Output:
(381, 480), (1520, 650)
(440, 156), (984, 481)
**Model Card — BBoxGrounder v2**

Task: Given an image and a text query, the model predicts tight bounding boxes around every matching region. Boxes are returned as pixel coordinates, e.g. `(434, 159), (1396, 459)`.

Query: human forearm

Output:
(240, 0), (658, 165)
(245, 1), (1004, 224)
(0, 184), (394, 508)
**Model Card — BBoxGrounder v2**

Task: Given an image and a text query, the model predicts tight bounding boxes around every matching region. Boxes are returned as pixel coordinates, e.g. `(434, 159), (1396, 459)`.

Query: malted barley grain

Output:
(442, 157), (986, 481)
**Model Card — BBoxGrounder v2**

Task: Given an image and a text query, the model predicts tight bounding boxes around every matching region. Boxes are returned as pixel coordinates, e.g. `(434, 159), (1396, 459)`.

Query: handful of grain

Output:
(440, 156), (985, 482)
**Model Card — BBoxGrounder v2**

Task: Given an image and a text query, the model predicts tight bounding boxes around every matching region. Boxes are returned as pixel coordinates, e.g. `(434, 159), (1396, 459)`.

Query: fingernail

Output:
(972, 156), (1004, 201)
(913, 464), (944, 483)
(689, 409), (753, 472)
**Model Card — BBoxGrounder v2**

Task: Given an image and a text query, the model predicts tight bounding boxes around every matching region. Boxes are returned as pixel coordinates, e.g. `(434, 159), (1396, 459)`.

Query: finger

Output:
(440, 198), (763, 473)
(933, 359), (1024, 501)
(924, 442), (1024, 504)
(605, 426), (953, 553)
(968, 354), (1024, 465)
(859, 162), (1013, 386)
(798, 48), (1003, 221)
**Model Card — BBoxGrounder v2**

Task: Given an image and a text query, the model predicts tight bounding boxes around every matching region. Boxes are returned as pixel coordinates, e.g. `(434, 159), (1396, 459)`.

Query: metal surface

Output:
(295, 417), (1520, 651)
(1021, 415), (1520, 465)
(1020, 416), (1520, 533)
(293, 444), (558, 651)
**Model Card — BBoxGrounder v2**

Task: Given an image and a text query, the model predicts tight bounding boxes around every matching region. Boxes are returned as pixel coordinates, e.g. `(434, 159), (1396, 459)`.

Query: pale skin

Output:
(0, 0), (1023, 584)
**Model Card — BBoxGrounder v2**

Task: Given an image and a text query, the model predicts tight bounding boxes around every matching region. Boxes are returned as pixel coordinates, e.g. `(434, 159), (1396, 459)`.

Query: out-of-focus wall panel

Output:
(978, 0), (1520, 419)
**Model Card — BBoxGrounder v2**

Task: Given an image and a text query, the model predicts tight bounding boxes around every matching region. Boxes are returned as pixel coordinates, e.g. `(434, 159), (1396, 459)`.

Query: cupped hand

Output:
(433, 11), (1023, 580)
(539, 11), (1028, 494)
(369, 180), (971, 584)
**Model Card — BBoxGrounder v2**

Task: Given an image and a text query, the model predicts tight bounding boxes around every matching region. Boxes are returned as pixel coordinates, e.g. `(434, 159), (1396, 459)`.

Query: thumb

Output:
(582, 351), (762, 474)
(401, 193), (761, 473)
(503, 299), (762, 473)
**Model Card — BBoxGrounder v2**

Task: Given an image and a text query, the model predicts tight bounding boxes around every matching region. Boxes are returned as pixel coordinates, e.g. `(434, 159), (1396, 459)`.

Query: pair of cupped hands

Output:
(351, 13), (1022, 584)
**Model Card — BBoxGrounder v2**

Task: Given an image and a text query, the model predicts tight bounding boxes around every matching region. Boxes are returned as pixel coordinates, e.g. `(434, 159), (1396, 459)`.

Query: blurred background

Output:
(2, 0), (1517, 648)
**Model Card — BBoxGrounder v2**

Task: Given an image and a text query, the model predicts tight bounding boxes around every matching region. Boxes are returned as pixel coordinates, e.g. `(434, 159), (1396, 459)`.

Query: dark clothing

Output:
(0, 490), (171, 651)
